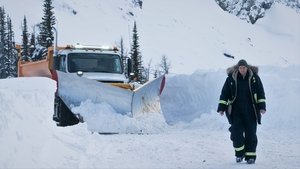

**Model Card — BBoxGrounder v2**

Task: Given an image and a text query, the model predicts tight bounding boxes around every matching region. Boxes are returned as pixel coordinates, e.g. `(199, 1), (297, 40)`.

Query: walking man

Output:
(217, 59), (266, 164)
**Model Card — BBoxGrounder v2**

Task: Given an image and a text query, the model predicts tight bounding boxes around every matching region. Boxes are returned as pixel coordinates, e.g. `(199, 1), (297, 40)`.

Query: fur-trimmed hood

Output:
(226, 64), (259, 75)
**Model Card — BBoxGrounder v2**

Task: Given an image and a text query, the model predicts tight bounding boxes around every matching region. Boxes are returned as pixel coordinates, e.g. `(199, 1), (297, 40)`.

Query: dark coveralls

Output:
(217, 67), (266, 160)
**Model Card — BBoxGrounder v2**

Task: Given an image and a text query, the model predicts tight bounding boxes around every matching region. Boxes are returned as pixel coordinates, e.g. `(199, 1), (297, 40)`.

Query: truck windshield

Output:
(67, 53), (122, 73)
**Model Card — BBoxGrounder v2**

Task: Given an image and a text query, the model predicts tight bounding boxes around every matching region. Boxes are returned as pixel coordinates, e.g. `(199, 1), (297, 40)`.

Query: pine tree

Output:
(118, 37), (128, 75)
(119, 37), (125, 70)
(0, 7), (17, 79)
(130, 21), (143, 83)
(22, 16), (30, 61)
(6, 15), (17, 77)
(0, 7), (18, 78)
(29, 33), (36, 57)
(0, 7), (8, 78)
(0, 7), (5, 48)
(39, 0), (56, 48)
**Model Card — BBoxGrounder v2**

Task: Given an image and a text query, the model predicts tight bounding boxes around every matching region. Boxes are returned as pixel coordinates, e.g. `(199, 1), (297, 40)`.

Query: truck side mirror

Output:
(53, 55), (60, 70)
(127, 58), (132, 77)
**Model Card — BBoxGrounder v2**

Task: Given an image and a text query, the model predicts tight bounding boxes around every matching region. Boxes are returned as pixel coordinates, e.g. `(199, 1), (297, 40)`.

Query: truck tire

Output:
(54, 96), (79, 126)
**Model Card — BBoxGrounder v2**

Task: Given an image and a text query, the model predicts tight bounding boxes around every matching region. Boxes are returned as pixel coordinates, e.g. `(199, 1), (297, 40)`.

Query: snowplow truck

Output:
(18, 44), (166, 127)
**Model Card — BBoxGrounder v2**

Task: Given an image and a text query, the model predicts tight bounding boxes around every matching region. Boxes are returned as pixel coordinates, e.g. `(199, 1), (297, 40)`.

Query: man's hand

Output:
(218, 111), (224, 116)
(260, 109), (266, 114)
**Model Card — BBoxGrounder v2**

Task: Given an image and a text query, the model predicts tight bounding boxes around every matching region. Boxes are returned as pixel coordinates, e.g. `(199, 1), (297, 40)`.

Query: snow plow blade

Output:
(18, 59), (52, 78)
(54, 71), (165, 119)
(132, 75), (166, 117)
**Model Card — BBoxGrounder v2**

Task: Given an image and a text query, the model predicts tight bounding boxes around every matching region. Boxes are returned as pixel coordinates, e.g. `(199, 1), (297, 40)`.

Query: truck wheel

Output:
(54, 96), (79, 126)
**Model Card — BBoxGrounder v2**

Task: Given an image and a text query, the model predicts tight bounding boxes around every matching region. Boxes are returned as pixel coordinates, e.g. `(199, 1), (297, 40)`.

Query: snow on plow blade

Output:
(132, 75), (165, 116)
(55, 71), (165, 118)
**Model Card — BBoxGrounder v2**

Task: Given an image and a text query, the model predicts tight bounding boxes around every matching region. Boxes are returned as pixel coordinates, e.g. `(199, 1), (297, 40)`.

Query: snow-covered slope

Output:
(2, 0), (300, 74)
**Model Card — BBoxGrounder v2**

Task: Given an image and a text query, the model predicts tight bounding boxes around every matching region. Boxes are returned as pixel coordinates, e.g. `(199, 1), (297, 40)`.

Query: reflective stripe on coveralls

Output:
(245, 152), (256, 156)
(234, 145), (245, 152)
(219, 100), (228, 105)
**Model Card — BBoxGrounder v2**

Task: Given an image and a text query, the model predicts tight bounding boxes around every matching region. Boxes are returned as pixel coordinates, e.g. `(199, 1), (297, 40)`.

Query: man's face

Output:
(238, 66), (248, 76)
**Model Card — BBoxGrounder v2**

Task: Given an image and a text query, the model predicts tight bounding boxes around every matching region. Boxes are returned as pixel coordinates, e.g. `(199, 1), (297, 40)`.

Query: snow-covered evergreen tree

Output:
(29, 32), (36, 57)
(6, 15), (18, 77)
(130, 21), (144, 83)
(0, 7), (8, 78)
(0, 7), (17, 78)
(22, 16), (30, 61)
(39, 0), (56, 48)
